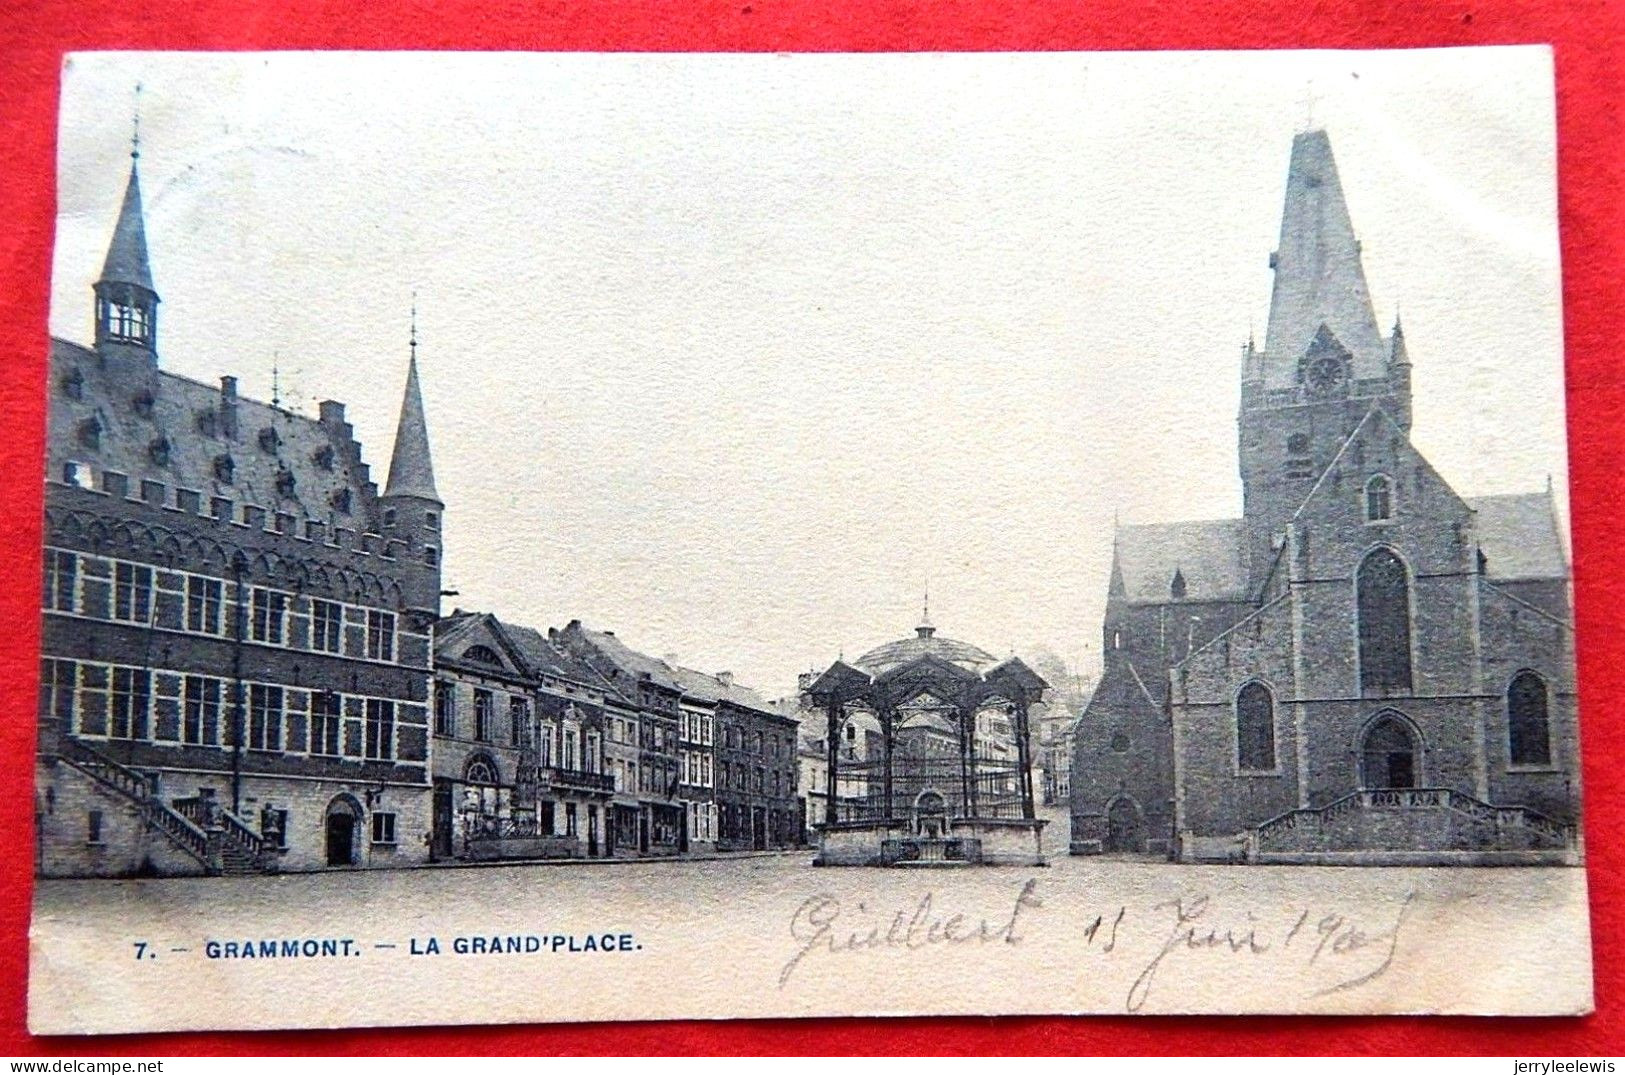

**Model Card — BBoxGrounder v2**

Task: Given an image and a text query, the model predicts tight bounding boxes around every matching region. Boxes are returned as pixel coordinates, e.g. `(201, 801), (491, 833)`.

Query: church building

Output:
(1070, 129), (1580, 865)
(35, 140), (442, 875)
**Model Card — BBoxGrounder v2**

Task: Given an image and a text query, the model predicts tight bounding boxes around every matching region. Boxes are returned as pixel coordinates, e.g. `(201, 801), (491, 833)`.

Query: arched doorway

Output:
(1360, 715), (1420, 789)
(1105, 797), (1145, 853)
(913, 790), (947, 838)
(324, 795), (361, 867)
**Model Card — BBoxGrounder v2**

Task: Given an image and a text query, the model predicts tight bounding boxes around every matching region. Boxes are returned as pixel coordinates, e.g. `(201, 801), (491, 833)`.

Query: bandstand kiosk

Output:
(809, 622), (1048, 866)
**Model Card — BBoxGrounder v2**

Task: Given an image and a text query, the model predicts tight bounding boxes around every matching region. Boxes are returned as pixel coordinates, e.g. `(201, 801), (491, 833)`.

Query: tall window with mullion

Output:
(112, 562), (153, 624)
(185, 575), (223, 635)
(250, 587), (286, 645)
(42, 549), (77, 612)
(365, 698), (395, 760)
(309, 690), (343, 757)
(39, 658), (77, 725)
(365, 610), (395, 662)
(182, 675), (220, 746)
(433, 680), (454, 736)
(248, 684), (284, 752)
(310, 598), (343, 654)
(509, 697), (529, 748)
(109, 667), (150, 740)
(474, 689), (493, 742)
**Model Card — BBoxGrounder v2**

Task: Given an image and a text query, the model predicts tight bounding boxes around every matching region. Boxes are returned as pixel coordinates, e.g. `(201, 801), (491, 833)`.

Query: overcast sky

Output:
(50, 48), (1566, 698)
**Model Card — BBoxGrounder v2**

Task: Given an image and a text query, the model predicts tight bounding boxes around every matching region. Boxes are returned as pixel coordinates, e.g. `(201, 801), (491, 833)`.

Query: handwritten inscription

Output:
(779, 880), (1419, 1011)
(1126, 891), (1415, 1011)
(779, 878), (1043, 987)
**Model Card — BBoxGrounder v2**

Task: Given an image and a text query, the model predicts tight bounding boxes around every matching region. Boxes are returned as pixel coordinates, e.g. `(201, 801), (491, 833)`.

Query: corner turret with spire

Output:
(94, 115), (159, 374)
(379, 302), (444, 622)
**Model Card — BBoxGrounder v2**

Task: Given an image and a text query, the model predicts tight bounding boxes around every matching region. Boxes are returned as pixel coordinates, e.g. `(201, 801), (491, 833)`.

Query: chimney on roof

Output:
(220, 376), (237, 401)
(716, 671), (734, 687)
(797, 671), (814, 692)
(319, 400), (346, 425)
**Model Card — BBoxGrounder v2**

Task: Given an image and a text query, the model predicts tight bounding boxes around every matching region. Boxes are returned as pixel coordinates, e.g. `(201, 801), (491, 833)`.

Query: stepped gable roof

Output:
(47, 337), (377, 526)
(1260, 129), (1387, 390)
(1113, 518), (1248, 604)
(851, 624), (998, 677)
(99, 161), (155, 293)
(1467, 493), (1569, 581)
(383, 354), (438, 503)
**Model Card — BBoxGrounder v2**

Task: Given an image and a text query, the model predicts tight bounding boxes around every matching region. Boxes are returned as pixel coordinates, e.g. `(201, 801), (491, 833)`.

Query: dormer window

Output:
(132, 391), (155, 418)
(77, 418), (101, 451)
(330, 488), (352, 515)
(382, 508), (397, 529)
(313, 445), (335, 471)
(60, 368), (83, 400)
(196, 409), (218, 438)
(275, 466), (296, 499)
(1170, 568), (1187, 600)
(258, 427), (280, 454)
(213, 453), (235, 484)
(1365, 475), (1393, 522)
(148, 437), (171, 466)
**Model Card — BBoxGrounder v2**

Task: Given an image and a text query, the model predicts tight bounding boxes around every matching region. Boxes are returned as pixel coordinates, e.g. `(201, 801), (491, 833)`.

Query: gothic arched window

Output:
(1235, 681), (1276, 772)
(1365, 475), (1393, 522)
(465, 757), (498, 786)
(1358, 548), (1413, 694)
(1508, 671), (1552, 767)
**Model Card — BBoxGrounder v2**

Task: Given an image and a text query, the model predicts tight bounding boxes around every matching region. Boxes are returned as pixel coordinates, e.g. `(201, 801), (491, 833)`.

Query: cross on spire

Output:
(409, 291), (418, 361)
(132, 82), (143, 160)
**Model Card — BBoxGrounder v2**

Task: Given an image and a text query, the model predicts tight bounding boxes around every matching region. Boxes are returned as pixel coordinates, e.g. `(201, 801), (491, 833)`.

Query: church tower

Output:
(93, 147), (159, 374)
(1238, 129), (1412, 589)
(379, 311), (444, 624)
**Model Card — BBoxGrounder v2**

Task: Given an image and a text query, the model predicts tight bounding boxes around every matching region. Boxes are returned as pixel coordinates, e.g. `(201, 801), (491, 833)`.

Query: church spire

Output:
(383, 310), (440, 504)
(1260, 129), (1383, 388)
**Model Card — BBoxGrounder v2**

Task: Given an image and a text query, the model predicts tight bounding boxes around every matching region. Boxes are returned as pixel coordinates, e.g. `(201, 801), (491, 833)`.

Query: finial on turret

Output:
(271, 352), (281, 408)
(131, 82), (142, 160)
(1300, 79), (1321, 132)
(409, 291), (418, 361)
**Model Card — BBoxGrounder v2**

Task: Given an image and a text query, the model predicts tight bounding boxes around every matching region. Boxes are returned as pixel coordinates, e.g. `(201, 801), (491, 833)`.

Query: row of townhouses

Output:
(34, 144), (801, 877)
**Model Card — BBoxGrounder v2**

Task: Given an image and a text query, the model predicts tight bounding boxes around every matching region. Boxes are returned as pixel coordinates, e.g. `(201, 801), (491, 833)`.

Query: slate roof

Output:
(100, 161), (155, 292)
(1260, 129), (1388, 389)
(665, 664), (782, 719)
(1467, 493), (1569, 581)
(383, 354), (439, 502)
(568, 625), (685, 693)
(504, 622), (622, 694)
(47, 337), (379, 527)
(1113, 518), (1248, 604)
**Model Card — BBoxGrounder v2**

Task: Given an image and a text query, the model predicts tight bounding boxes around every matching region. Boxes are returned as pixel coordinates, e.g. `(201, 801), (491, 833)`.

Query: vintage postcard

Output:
(28, 47), (1589, 1033)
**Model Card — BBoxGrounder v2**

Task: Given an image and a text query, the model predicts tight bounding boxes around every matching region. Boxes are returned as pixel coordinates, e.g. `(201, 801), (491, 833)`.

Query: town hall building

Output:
(34, 141), (442, 876)
(1070, 129), (1580, 865)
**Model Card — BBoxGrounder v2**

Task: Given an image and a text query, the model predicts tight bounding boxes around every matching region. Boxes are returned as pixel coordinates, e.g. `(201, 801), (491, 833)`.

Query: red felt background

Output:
(0, 0), (1621, 1056)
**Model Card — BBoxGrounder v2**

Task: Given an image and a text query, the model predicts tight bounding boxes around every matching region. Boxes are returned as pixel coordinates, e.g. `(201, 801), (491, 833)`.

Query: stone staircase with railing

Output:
(1248, 787), (1579, 865)
(52, 736), (272, 876)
